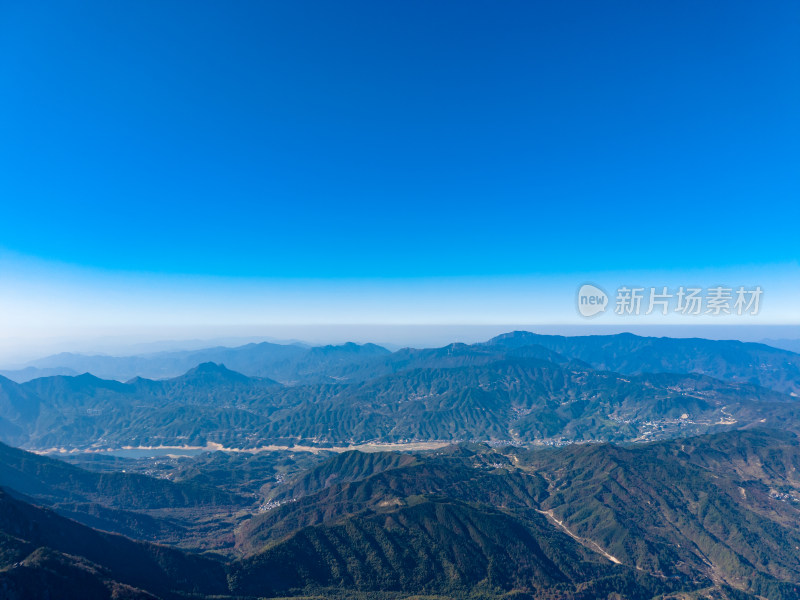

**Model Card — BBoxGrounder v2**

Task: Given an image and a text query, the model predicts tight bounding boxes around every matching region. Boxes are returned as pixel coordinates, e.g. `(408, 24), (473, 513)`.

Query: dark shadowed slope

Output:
(0, 489), (229, 599)
(0, 441), (247, 509)
(0, 441), (250, 548)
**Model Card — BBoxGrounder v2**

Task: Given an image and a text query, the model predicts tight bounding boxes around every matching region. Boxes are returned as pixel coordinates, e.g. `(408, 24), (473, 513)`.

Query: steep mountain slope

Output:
(237, 449), (546, 553)
(231, 497), (680, 599)
(514, 430), (800, 599)
(268, 450), (418, 499)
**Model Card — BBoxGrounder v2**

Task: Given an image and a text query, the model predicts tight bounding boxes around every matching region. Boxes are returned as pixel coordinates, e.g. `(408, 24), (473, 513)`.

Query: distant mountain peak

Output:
(180, 362), (251, 381)
(193, 361), (231, 373)
(311, 342), (390, 355)
(172, 362), (281, 387)
(485, 331), (545, 347)
(73, 372), (106, 383)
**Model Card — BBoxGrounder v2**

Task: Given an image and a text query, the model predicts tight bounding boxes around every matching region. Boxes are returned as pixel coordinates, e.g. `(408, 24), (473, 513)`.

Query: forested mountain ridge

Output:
(233, 430), (800, 599)
(3, 430), (798, 599)
(485, 332), (800, 396)
(4, 332), (799, 396)
(1, 340), (799, 451)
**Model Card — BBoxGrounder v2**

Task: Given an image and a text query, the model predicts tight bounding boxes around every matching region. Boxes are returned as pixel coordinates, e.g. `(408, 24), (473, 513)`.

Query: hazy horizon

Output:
(2, 251), (798, 364)
(3, 323), (800, 368)
(2, 2), (797, 366)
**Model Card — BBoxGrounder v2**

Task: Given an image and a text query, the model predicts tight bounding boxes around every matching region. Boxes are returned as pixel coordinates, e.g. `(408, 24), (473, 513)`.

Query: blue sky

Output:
(0, 1), (798, 356)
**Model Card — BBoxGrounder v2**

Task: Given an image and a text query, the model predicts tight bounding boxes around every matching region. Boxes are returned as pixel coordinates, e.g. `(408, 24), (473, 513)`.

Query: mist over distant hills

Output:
(764, 339), (800, 354)
(3, 331), (800, 392)
(1, 332), (799, 451)
(0, 340), (392, 383)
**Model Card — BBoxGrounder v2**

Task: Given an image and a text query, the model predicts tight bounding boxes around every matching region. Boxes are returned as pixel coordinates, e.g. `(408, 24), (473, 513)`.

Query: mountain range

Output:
(1, 332), (799, 451)
(1, 332), (799, 598)
(3, 332), (800, 397)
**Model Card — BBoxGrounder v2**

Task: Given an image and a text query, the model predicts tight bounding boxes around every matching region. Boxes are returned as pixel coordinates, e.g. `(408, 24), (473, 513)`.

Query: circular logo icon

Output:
(577, 284), (608, 317)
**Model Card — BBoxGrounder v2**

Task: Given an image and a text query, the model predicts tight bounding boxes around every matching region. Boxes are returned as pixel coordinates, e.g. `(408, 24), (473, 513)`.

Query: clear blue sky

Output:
(2, 0), (798, 279)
